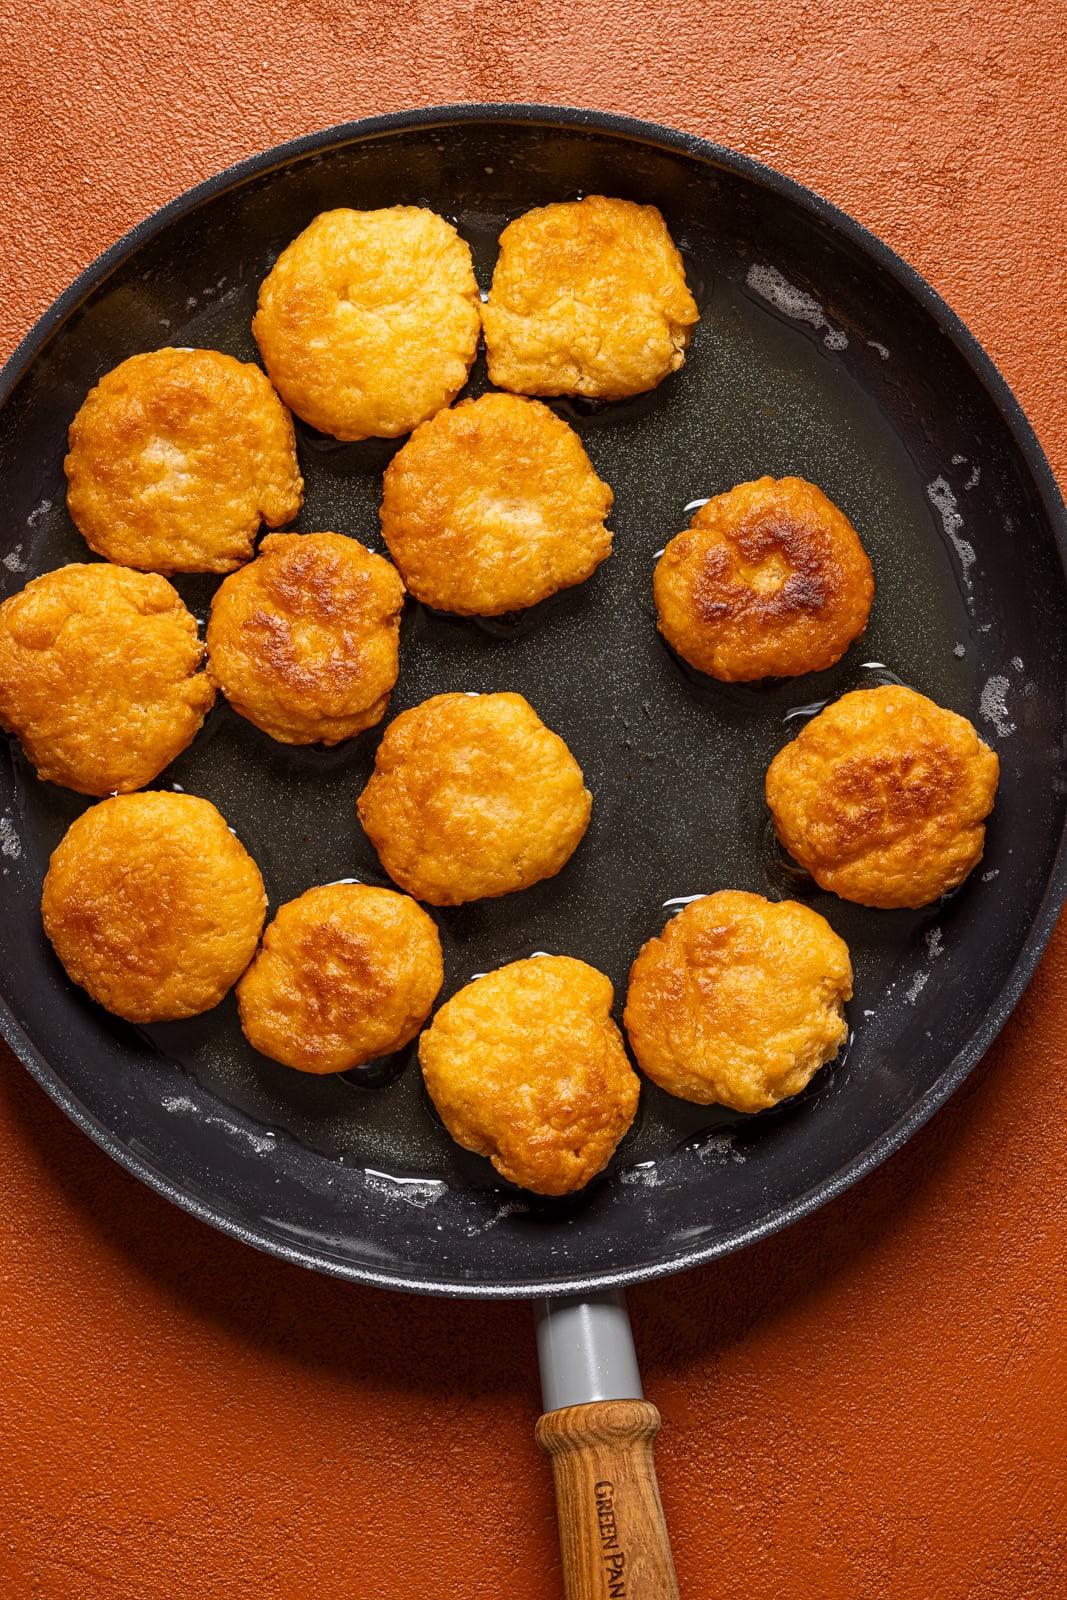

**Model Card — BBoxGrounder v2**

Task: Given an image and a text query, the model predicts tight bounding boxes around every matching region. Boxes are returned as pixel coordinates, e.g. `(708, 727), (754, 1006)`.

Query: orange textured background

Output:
(2, 4), (1067, 1597)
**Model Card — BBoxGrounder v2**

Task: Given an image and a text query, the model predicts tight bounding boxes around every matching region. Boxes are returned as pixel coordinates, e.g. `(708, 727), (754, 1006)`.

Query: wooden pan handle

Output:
(536, 1399), (679, 1600)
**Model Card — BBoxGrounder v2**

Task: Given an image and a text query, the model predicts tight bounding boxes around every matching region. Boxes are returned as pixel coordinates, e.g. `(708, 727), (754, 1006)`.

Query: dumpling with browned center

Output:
(206, 532), (404, 745)
(653, 476), (874, 682)
(765, 685), (999, 909)
(237, 884), (443, 1074)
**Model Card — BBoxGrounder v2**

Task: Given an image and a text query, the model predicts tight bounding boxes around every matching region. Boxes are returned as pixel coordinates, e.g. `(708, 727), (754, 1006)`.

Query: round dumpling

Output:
(356, 692), (592, 906)
(0, 562), (213, 795)
(42, 792), (266, 1022)
(64, 347), (302, 573)
(253, 206), (481, 440)
(420, 955), (640, 1195)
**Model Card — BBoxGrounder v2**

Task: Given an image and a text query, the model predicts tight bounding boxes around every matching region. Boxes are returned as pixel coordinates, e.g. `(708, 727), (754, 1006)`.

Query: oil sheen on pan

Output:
(0, 107), (1064, 1295)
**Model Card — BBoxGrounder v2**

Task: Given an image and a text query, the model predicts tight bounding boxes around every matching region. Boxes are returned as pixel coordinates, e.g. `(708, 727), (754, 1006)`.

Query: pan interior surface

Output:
(1, 110), (1064, 1296)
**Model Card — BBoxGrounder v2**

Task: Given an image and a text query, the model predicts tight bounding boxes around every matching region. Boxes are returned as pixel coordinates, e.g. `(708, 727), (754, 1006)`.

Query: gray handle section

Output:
(534, 1290), (643, 1412)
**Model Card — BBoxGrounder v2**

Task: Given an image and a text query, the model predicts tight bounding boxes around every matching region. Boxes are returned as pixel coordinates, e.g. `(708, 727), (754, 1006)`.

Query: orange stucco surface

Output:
(2, 4), (1066, 1596)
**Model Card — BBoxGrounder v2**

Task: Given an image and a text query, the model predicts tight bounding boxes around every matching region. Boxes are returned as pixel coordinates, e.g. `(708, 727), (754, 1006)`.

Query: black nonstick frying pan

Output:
(2, 106), (1066, 1596)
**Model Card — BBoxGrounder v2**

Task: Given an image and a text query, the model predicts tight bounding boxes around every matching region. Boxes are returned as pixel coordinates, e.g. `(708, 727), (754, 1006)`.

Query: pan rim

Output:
(2, 100), (1066, 1299)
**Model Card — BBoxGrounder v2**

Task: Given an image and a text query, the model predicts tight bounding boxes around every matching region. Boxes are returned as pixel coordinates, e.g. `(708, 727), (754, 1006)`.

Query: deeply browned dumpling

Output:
(624, 890), (852, 1112)
(483, 196), (699, 400)
(206, 532), (404, 745)
(64, 348), (303, 573)
(253, 207), (481, 440)
(237, 884), (443, 1073)
(357, 692), (591, 906)
(0, 562), (214, 795)
(380, 393), (613, 615)
(653, 476), (874, 681)
(419, 955), (640, 1195)
(41, 792), (266, 1022)
(765, 685), (1000, 908)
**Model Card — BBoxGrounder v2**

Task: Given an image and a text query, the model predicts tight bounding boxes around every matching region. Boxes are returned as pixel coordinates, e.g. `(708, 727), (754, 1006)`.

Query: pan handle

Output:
(533, 1293), (679, 1600)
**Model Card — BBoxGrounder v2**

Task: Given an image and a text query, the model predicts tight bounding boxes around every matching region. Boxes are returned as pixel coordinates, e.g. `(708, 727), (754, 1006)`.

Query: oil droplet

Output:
(783, 698), (830, 723)
(858, 661), (907, 687)
(761, 816), (817, 897)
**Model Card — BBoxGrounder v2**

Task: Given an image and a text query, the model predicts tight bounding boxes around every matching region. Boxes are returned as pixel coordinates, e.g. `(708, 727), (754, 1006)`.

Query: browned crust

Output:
(765, 685), (1000, 908)
(236, 883), (443, 1073)
(206, 532), (405, 745)
(653, 476), (874, 681)
(41, 792), (266, 1022)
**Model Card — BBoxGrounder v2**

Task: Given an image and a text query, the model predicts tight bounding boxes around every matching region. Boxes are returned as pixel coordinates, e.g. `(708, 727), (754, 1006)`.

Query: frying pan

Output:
(2, 105), (1066, 1597)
